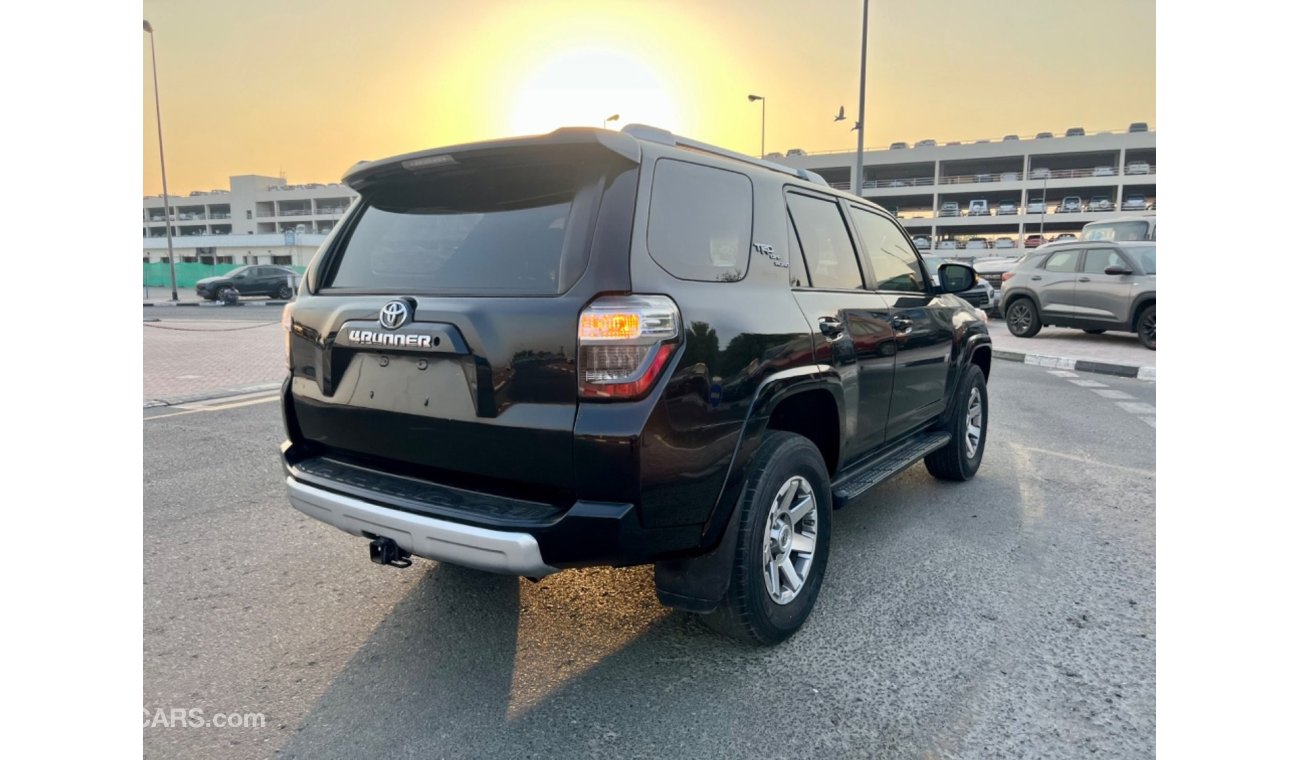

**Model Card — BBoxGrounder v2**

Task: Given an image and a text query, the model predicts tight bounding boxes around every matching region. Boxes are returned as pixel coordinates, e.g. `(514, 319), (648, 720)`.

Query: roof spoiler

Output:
(342, 128), (642, 190)
(620, 124), (829, 187)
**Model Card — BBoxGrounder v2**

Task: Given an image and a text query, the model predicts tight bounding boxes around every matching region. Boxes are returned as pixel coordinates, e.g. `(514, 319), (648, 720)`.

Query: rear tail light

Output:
(578, 295), (680, 400)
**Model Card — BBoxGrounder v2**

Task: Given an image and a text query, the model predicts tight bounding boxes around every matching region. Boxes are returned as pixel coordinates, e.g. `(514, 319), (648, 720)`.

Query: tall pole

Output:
(145, 20), (178, 302)
(851, 1), (869, 197)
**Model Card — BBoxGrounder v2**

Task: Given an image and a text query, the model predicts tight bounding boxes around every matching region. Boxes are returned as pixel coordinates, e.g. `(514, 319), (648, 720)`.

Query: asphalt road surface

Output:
(143, 360), (1155, 759)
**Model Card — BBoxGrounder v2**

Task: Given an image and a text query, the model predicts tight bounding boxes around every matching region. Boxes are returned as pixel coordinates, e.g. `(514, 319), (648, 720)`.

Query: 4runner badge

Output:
(379, 300), (410, 329)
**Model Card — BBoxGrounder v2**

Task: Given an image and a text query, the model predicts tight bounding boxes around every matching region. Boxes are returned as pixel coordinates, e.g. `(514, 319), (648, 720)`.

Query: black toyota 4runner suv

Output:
(280, 126), (992, 644)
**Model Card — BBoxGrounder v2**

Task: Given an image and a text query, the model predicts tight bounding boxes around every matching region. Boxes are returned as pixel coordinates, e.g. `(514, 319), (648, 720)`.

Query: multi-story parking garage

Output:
(774, 126), (1155, 252)
(143, 174), (358, 266)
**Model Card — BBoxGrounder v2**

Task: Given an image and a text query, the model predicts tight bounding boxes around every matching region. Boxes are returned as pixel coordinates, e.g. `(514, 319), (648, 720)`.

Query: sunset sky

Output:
(142, 0), (1155, 195)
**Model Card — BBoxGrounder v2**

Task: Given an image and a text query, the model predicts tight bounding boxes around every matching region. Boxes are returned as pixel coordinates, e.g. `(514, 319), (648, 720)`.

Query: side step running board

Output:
(830, 431), (951, 509)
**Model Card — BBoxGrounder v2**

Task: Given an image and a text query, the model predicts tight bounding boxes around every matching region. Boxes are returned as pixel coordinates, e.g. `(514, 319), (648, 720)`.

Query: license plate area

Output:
(331, 352), (477, 420)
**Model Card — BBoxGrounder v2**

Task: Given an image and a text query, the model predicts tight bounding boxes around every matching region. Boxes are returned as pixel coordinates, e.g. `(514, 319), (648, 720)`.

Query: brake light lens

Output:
(578, 295), (680, 400)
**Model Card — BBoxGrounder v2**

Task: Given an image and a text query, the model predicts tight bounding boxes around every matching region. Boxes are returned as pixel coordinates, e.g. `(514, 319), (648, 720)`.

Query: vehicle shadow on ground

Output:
(272, 459), (1045, 759)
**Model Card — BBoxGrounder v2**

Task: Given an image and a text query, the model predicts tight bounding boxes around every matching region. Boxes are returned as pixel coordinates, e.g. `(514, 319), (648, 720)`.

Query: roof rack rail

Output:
(621, 124), (828, 187)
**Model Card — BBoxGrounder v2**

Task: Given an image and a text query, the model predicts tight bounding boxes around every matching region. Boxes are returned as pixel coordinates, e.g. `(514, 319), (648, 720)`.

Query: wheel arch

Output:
(1130, 295), (1155, 331)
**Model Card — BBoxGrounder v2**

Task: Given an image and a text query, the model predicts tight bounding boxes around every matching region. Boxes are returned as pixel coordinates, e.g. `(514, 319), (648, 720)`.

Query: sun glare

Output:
(508, 46), (681, 135)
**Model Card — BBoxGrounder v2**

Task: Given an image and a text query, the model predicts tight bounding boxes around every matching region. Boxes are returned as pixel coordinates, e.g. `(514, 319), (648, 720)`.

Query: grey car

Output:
(1001, 242), (1156, 349)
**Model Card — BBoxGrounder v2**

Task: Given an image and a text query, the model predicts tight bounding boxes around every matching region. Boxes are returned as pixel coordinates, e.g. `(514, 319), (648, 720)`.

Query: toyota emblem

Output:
(379, 300), (410, 330)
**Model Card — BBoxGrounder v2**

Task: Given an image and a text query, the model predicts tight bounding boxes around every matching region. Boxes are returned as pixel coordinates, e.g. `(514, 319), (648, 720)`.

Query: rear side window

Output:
(786, 193), (863, 290)
(786, 213), (810, 287)
(325, 164), (583, 294)
(848, 207), (925, 293)
(647, 159), (753, 282)
(1043, 250), (1081, 272)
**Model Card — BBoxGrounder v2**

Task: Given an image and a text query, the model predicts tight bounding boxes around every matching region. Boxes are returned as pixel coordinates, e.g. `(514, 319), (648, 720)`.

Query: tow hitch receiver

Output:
(368, 537), (412, 568)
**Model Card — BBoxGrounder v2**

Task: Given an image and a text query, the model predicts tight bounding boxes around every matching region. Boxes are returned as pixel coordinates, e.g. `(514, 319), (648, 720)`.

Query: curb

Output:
(142, 300), (289, 308)
(993, 349), (1155, 381)
(144, 382), (282, 409)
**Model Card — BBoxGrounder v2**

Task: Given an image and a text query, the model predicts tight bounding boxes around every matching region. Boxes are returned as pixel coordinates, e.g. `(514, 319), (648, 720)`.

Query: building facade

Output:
(142, 175), (358, 267)
(775, 128), (1156, 250)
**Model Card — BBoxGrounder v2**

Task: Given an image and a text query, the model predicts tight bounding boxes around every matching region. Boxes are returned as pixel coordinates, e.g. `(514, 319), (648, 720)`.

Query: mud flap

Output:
(652, 495), (743, 614)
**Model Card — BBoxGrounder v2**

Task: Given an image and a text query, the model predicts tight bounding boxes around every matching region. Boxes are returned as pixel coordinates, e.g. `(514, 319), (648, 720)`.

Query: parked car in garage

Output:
(939, 201), (961, 217)
(1024, 234), (1045, 249)
(968, 199), (990, 216)
(966, 237), (989, 251)
(936, 239), (959, 251)
(1065, 127), (1085, 137)
(1026, 197), (1047, 214)
(994, 237), (1016, 249)
(912, 235), (932, 250)
(1128, 122), (1149, 133)
(997, 200), (1018, 216)
(916, 139), (936, 147)
(1122, 194), (1147, 211)
(1088, 195), (1114, 212)
(890, 141), (908, 150)
(1001, 242), (1156, 349)
(1030, 167), (1051, 180)
(1057, 196), (1083, 214)
(1092, 166), (1116, 177)
(1126, 161), (1151, 175)
(1003, 134), (1020, 142)
(1035, 132), (1053, 139)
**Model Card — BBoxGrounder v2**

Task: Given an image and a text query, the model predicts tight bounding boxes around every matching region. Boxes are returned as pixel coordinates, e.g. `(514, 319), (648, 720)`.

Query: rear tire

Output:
(1137, 305), (1155, 350)
(1005, 299), (1041, 338)
(276, 284), (293, 300)
(925, 364), (988, 482)
(700, 432), (831, 646)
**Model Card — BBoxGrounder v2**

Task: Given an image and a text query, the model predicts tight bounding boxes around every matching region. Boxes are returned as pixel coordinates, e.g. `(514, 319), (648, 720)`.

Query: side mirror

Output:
(938, 263), (976, 293)
(1103, 265), (1133, 276)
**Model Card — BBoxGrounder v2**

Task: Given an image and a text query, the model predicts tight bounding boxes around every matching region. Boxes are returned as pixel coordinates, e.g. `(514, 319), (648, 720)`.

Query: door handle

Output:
(1030, 275), (1042, 281)
(890, 315), (913, 333)
(818, 317), (843, 338)
(1078, 277), (1092, 283)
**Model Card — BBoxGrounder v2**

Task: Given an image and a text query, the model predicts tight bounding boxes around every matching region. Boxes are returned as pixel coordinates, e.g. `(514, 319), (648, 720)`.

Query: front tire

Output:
(925, 364), (988, 481)
(1137, 305), (1155, 350)
(1005, 298), (1041, 338)
(701, 432), (831, 646)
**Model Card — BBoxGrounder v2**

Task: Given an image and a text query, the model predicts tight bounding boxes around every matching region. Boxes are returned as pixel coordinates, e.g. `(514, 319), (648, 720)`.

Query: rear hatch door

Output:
(287, 135), (639, 498)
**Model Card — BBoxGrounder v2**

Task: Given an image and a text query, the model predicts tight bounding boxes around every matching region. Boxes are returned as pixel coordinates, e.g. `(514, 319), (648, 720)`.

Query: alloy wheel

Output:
(762, 476), (818, 605)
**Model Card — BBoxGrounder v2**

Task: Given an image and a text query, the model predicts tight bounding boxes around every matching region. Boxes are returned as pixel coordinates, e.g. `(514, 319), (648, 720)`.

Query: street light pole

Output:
(144, 20), (178, 302)
(747, 94), (765, 156)
(851, 1), (869, 197)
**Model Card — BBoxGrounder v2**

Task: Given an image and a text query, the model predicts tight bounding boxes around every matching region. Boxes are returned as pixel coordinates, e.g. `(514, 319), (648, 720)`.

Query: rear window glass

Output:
(646, 159), (753, 282)
(325, 165), (582, 294)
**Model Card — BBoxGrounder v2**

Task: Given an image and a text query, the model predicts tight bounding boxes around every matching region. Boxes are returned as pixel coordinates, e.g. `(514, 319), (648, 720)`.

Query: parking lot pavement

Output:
(985, 319), (1155, 375)
(143, 318), (284, 404)
(143, 359), (1155, 759)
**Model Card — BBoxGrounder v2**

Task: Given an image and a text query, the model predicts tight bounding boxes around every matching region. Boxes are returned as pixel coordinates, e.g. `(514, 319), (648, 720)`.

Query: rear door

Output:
(785, 190), (895, 460)
(286, 144), (639, 494)
(847, 204), (956, 440)
(1031, 247), (1084, 317)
